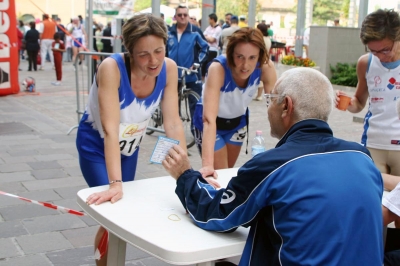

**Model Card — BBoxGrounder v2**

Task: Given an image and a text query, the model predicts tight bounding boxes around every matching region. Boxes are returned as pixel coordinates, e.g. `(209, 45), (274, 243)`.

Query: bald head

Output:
(275, 68), (334, 122)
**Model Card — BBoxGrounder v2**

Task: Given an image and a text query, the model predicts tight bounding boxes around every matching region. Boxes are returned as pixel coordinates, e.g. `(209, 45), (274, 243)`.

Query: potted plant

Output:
(281, 55), (317, 67)
(278, 55), (319, 76)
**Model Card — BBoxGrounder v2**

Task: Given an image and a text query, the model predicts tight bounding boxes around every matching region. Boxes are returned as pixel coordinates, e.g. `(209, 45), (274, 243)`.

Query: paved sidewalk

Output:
(0, 59), (366, 266)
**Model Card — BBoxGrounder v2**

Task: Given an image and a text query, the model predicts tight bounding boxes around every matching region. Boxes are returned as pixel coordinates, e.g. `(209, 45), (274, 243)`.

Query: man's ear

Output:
(281, 96), (293, 118)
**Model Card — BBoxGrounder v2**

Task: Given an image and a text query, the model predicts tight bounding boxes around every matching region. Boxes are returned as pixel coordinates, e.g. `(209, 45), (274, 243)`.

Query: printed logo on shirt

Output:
(122, 124), (140, 137)
(370, 88), (386, 92)
(387, 77), (400, 90)
(371, 97), (384, 103)
(391, 140), (400, 145)
(374, 76), (381, 87)
(220, 189), (236, 204)
(394, 96), (400, 101)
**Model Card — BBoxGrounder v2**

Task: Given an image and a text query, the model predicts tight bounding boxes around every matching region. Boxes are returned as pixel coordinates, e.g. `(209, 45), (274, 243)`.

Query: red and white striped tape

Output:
(274, 35), (309, 40)
(0, 190), (85, 216)
(95, 230), (109, 260)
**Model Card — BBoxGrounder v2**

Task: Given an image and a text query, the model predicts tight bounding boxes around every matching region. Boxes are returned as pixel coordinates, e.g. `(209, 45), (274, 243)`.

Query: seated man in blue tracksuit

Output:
(162, 68), (383, 266)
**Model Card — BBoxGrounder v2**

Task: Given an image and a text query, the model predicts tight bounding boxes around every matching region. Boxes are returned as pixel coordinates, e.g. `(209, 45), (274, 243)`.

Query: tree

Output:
(312, 0), (342, 25)
(216, 0), (261, 23)
(134, 0), (169, 12)
(291, 0), (342, 26)
(341, 0), (349, 21)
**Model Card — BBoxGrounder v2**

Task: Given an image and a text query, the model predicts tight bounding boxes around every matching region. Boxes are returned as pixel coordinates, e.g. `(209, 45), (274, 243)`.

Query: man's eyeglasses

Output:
(177, 13), (188, 18)
(264, 93), (281, 107)
(365, 42), (394, 56)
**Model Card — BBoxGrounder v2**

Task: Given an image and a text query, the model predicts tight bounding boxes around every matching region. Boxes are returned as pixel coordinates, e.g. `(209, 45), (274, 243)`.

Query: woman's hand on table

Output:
(86, 183), (123, 205)
(199, 166), (220, 189)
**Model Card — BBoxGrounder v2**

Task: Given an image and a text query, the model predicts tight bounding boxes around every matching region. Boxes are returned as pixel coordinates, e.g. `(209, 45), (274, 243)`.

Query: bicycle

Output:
(146, 64), (201, 149)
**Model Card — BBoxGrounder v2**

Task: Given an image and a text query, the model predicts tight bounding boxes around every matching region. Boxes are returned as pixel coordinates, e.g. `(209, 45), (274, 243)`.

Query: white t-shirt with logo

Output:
(363, 55), (400, 150)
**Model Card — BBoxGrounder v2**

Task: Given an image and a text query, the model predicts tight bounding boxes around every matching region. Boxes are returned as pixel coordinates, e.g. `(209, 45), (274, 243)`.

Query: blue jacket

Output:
(167, 23), (208, 83)
(176, 119), (383, 266)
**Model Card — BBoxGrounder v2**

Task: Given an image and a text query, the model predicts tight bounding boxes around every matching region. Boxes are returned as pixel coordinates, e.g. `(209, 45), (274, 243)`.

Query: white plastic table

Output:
(76, 168), (248, 266)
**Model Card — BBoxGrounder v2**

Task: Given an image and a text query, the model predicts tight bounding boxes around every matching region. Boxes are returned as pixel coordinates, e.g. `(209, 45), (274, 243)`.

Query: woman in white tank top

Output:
(335, 9), (400, 178)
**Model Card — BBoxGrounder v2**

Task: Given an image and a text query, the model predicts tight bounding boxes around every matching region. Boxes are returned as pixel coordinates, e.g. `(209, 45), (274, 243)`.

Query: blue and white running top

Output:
(363, 54), (400, 150)
(193, 55), (261, 131)
(76, 53), (166, 162)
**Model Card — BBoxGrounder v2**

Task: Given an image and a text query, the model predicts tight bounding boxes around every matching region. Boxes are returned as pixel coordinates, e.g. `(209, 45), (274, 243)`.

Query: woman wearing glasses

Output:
(335, 9), (400, 178)
(193, 27), (277, 184)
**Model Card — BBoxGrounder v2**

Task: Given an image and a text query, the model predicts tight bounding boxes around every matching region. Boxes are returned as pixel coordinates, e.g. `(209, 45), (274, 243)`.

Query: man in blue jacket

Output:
(166, 5), (208, 131)
(162, 68), (384, 265)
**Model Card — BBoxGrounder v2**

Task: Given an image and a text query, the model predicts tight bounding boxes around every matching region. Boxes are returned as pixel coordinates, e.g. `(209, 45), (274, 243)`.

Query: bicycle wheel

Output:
(179, 89), (200, 149)
(146, 105), (163, 135)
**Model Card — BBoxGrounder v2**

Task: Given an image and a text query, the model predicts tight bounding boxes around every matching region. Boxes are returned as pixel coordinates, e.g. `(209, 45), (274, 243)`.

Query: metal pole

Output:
(358, 0), (369, 28)
(248, 0), (257, 28)
(295, 0), (306, 57)
(201, 0), (214, 32)
(152, 0), (161, 17)
(348, 0), (356, 27)
(87, 0), (93, 92)
(305, 0), (313, 28)
(114, 19), (122, 53)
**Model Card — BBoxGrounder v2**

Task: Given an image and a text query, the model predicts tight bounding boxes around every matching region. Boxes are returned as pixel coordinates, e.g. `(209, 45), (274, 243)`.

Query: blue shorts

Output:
(194, 126), (247, 155)
(79, 148), (139, 187)
(73, 38), (83, 48)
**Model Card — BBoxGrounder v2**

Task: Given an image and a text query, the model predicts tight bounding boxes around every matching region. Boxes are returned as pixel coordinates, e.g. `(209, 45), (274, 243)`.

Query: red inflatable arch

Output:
(0, 0), (19, 96)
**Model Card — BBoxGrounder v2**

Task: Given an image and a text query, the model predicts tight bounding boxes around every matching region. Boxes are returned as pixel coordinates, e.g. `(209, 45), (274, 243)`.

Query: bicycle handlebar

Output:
(177, 66), (199, 75)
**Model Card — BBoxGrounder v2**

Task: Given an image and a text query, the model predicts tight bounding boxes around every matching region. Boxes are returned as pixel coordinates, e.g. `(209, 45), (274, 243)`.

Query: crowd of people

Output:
(18, 7), (400, 266)
(17, 14), (113, 86)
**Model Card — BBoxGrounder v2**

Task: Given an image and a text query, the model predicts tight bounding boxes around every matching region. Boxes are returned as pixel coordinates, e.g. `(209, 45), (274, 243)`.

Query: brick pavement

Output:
(0, 58), (367, 266)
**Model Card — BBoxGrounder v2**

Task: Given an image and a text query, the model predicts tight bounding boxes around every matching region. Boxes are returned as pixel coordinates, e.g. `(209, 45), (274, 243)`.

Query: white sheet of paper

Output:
(150, 136), (179, 164)
(54, 43), (60, 49)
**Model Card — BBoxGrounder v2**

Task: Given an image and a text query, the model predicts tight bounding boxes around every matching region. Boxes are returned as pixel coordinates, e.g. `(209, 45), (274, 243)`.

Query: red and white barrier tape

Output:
(0, 190), (85, 216)
(0, 190), (114, 260)
(274, 35), (309, 40)
(95, 230), (109, 260)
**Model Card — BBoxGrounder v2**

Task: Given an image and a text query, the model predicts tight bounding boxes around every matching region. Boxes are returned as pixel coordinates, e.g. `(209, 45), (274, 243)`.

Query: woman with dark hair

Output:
(24, 21), (40, 71)
(335, 9), (400, 177)
(193, 27), (277, 185)
(335, 9), (400, 265)
(77, 14), (186, 265)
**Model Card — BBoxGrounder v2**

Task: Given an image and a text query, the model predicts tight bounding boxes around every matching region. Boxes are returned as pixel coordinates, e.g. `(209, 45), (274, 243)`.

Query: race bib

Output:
(119, 119), (149, 156)
(230, 126), (247, 143)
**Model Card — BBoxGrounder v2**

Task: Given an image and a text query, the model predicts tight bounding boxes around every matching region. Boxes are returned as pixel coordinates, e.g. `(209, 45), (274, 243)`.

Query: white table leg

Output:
(196, 261), (215, 266)
(107, 232), (127, 266)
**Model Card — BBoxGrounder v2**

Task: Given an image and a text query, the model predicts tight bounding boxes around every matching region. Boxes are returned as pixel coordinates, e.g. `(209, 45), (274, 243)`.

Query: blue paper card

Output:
(150, 136), (180, 164)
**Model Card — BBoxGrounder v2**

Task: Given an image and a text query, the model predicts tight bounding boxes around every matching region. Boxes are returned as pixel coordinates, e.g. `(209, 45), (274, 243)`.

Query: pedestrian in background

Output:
(101, 22), (112, 56)
(202, 13), (222, 79)
(17, 26), (23, 71)
(68, 17), (86, 65)
(24, 21), (40, 71)
(38, 14), (56, 70)
(51, 32), (65, 86)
